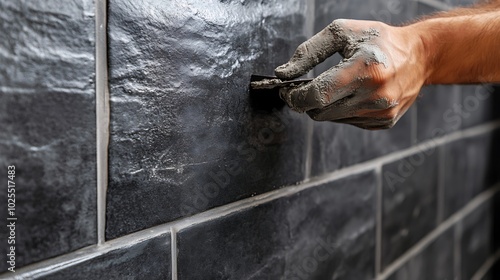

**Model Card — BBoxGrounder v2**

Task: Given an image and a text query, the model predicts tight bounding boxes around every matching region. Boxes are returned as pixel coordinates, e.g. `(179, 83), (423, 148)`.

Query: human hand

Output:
(275, 19), (428, 130)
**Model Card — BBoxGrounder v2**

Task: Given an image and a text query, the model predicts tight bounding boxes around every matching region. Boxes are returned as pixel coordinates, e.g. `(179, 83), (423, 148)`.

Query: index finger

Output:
(274, 19), (347, 80)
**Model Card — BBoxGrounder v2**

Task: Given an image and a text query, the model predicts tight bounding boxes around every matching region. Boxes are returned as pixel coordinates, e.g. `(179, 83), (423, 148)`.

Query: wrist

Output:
(404, 21), (438, 86)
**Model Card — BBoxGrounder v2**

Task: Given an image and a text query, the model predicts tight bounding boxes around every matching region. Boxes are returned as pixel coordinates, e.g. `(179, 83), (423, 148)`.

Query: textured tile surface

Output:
(386, 228), (454, 280)
(178, 172), (376, 280)
(311, 113), (412, 177)
(106, 0), (312, 239)
(460, 200), (494, 280)
(38, 233), (171, 280)
(461, 85), (500, 129)
(0, 0), (96, 272)
(441, 134), (494, 219)
(381, 150), (439, 269)
(416, 85), (462, 142)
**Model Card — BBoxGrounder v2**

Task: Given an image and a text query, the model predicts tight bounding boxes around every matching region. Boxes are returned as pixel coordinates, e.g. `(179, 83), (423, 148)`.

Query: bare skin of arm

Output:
(275, 0), (500, 130)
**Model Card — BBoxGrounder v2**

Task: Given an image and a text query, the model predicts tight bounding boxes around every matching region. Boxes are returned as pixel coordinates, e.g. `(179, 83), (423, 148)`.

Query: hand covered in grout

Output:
(275, 19), (427, 130)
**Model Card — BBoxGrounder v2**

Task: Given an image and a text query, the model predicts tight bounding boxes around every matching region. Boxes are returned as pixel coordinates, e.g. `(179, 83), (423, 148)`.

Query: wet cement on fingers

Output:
(274, 20), (347, 79)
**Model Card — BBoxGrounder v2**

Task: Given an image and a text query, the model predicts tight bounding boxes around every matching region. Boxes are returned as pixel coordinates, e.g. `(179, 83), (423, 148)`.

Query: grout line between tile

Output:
(95, 0), (110, 245)
(303, 118), (314, 181)
(471, 248), (500, 280)
(411, 105), (418, 145)
(302, 0), (315, 182)
(376, 184), (500, 280)
(415, 0), (453, 11)
(375, 165), (383, 276)
(5, 120), (500, 279)
(437, 144), (446, 223)
(170, 227), (178, 280)
(454, 220), (462, 280)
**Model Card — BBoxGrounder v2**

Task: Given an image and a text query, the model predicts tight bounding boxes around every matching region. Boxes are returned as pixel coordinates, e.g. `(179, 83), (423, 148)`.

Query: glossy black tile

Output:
(178, 172), (376, 280)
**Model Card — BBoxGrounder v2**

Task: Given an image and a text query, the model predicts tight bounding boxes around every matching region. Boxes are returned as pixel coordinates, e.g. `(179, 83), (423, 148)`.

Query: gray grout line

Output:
(437, 144), (446, 223)
(6, 120), (500, 279)
(303, 118), (314, 181)
(375, 165), (383, 276)
(95, 0), (110, 245)
(302, 0), (315, 182)
(377, 184), (500, 280)
(471, 248), (500, 280)
(454, 220), (462, 280)
(171, 227), (178, 280)
(415, 0), (453, 11)
(411, 105), (418, 145)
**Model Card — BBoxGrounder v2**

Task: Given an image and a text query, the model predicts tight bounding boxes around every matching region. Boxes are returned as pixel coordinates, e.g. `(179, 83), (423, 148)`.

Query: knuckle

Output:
(368, 64), (391, 85)
(329, 19), (346, 30)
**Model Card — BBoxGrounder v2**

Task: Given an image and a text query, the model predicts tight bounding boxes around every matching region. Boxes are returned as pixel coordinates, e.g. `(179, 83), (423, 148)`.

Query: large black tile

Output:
(0, 1), (95, 92)
(461, 85), (500, 129)
(441, 133), (495, 219)
(381, 150), (439, 269)
(106, 0), (312, 238)
(178, 171), (376, 280)
(386, 228), (454, 280)
(460, 200), (494, 279)
(311, 112), (412, 177)
(37, 233), (171, 280)
(0, 0), (96, 272)
(416, 85), (462, 142)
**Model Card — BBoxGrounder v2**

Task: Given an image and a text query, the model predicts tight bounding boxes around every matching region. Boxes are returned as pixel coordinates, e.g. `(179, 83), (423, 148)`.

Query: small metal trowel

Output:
(248, 75), (313, 111)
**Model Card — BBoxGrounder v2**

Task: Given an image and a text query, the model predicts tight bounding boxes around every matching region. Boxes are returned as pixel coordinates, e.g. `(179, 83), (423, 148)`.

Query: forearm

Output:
(407, 2), (500, 84)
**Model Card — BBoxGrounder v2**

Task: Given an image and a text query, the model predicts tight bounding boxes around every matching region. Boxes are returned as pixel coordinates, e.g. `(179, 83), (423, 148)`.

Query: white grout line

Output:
(95, 0), (110, 245)
(471, 248), (500, 280)
(5, 120), (500, 279)
(415, 0), (453, 11)
(376, 184), (500, 280)
(171, 227), (178, 280)
(375, 165), (383, 275)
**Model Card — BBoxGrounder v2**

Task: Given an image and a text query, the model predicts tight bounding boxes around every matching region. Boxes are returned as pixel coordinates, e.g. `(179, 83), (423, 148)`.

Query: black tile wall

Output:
(0, 0), (96, 272)
(441, 133), (495, 219)
(177, 171), (376, 280)
(386, 228), (454, 280)
(381, 150), (439, 269)
(416, 85), (462, 142)
(460, 199), (494, 280)
(311, 115), (412, 177)
(461, 85), (500, 129)
(39, 233), (171, 280)
(106, 0), (313, 239)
